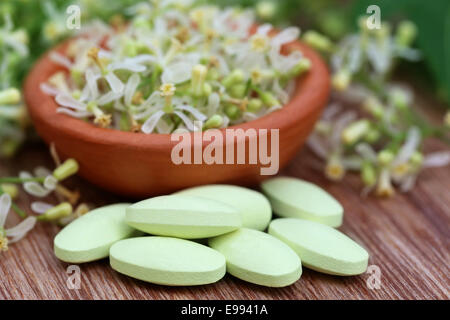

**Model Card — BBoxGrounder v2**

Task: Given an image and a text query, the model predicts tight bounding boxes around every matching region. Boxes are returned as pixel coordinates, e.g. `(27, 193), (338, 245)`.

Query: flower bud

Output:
(341, 119), (370, 145)
(247, 99), (263, 112)
(303, 31), (333, 52)
(396, 21), (417, 47)
(259, 91), (280, 107)
(39, 202), (73, 221)
(222, 69), (245, 88)
(361, 162), (376, 186)
(204, 114), (223, 129)
(224, 104), (241, 120)
(1, 183), (19, 199)
(53, 159), (79, 181)
(0, 88), (21, 105)
(377, 150), (395, 166)
(332, 69), (351, 91)
(256, 1), (277, 20)
(229, 84), (247, 99)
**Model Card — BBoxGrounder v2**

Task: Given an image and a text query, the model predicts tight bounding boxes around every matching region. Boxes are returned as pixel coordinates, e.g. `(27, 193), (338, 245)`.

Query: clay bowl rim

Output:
(24, 38), (330, 150)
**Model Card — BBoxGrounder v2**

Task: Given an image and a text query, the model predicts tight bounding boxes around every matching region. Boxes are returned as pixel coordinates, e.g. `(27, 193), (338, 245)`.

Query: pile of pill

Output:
(54, 177), (369, 287)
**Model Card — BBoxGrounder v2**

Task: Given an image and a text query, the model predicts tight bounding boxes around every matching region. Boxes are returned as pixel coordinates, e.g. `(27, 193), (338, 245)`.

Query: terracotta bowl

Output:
(24, 38), (330, 198)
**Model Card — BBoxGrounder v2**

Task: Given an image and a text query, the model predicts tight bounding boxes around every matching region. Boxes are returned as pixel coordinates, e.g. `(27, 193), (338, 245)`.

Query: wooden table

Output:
(1, 90), (449, 300)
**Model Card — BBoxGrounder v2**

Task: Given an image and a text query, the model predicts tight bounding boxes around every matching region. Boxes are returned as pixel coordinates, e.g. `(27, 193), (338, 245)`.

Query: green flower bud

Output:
(247, 98), (263, 112)
(0, 88), (21, 105)
(224, 104), (241, 120)
(222, 69), (245, 88)
(363, 96), (384, 120)
(332, 69), (351, 91)
(38, 202), (73, 221)
(256, 1), (277, 20)
(410, 151), (423, 168)
(1, 183), (19, 199)
(361, 162), (376, 186)
(303, 31), (333, 52)
(445, 111), (450, 127)
(203, 83), (212, 96)
(396, 21), (417, 47)
(377, 150), (395, 166)
(204, 114), (223, 129)
(341, 119), (371, 145)
(229, 84), (247, 98)
(259, 91), (280, 107)
(288, 58), (311, 77)
(364, 128), (381, 143)
(389, 88), (410, 110)
(53, 159), (79, 181)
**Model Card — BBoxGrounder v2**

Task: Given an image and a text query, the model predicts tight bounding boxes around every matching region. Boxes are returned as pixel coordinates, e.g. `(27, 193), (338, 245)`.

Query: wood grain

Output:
(0, 96), (449, 300)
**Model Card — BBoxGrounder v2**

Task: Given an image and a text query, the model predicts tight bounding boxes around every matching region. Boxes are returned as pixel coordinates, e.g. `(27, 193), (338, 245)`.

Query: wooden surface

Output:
(0, 90), (449, 300)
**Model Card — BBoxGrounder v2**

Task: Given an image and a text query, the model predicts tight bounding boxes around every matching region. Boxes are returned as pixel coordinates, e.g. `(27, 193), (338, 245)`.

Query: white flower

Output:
(0, 194), (37, 251)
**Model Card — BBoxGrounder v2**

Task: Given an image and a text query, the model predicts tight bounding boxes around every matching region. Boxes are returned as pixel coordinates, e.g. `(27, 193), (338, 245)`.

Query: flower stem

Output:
(0, 177), (46, 184)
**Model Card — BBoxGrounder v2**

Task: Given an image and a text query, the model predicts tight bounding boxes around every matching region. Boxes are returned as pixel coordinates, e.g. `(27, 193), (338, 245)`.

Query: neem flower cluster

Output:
(42, 2), (310, 134)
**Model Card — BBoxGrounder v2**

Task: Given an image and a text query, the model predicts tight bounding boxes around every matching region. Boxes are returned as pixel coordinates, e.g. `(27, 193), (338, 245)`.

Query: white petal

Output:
(173, 110), (200, 131)
(31, 202), (54, 215)
(105, 72), (125, 93)
(141, 110), (165, 134)
(0, 193), (12, 228)
(19, 171), (32, 179)
(257, 23), (272, 36)
(393, 127), (421, 166)
(57, 108), (91, 118)
(55, 94), (86, 111)
(207, 93), (220, 117)
(6, 217), (37, 243)
(34, 167), (51, 177)
(86, 69), (99, 99)
(176, 105), (207, 121)
(49, 52), (73, 69)
(125, 73), (141, 106)
(307, 133), (329, 160)
(23, 182), (52, 198)
(44, 175), (58, 191)
(355, 143), (378, 162)
(109, 61), (146, 73)
(161, 62), (192, 84)
(423, 151), (450, 168)
(97, 91), (122, 105)
(271, 27), (300, 47)
(40, 83), (60, 96)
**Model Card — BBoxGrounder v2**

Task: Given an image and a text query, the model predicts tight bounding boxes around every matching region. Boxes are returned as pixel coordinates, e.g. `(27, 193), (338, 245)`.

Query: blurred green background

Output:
(1, 0), (449, 105)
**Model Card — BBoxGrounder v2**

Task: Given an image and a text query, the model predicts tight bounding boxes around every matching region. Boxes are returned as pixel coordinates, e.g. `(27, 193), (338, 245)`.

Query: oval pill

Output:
(126, 195), (241, 239)
(177, 184), (272, 231)
(208, 228), (302, 287)
(110, 237), (226, 286)
(261, 177), (343, 227)
(269, 218), (369, 275)
(54, 203), (136, 263)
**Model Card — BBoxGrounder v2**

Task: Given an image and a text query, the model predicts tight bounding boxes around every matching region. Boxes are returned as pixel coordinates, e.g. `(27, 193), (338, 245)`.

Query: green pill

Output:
(126, 195), (241, 239)
(54, 204), (137, 263)
(269, 218), (369, 276)
(177, 185), (272, 231)
(209, 228), (302, 287)
(110, 237), (226, 286)
(261, 177), (343, 227)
